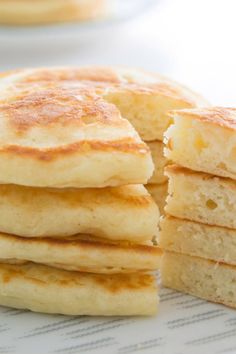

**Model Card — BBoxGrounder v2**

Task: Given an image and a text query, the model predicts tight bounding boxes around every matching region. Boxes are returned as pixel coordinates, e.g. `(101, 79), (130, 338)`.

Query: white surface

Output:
(1, 287), (236, 354)
(0, 1), (236, 353)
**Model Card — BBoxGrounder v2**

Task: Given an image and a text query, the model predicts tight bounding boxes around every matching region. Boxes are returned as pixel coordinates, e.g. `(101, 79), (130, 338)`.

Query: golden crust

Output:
(0, 81), (153, 187)
(2, 139), (148, 162)
(0, 262), (158, 315)
(0, 66), (208, 143)
(0, 262), (155, 293)
(0, 232), (162, 274)
(1, 85), (121, 132)
(0, 183), (159, 241)
(169, 107), (236, 131)
(0, 66), (209, 149)
(3, 66), (207, 107)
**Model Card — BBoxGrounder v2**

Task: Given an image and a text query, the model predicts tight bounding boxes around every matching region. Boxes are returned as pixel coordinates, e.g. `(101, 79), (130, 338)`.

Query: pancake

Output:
(0, 66), (209, 141)
(0, 82), (153, 188)
(146, 183), (168, 215)
(0, 183), (159, 242)
(160, 216), (236, 266)
(0, 0), (107, 25)
(165, 107), (236, 180)
(162, 251), (236, 309)
(147, 141), (168, 184)
(165, 165), (236, 229)
(0, 262), (158, 315)
(0, 232), (162, 274)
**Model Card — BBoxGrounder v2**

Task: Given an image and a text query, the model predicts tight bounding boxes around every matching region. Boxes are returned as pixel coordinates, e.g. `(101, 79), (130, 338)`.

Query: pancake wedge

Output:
(146, 183), (167, 215)
(165, 107), (236, 180)
(160, 216), (236, 265)
(0, 0), (107, 25)
(165, 165), (236, 229)
(0, 232), (162, 274)
(0, 183), (159, 242)
(0, 82), (153, 188)
(162, 252), (236, 309)
(0, 66), (209, 141)
(147, 141), (168, 184)
(0, 262), (158, 315)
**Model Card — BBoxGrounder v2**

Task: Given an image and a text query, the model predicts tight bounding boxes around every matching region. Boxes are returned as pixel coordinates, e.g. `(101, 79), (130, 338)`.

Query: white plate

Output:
(0, 0), (158, 41)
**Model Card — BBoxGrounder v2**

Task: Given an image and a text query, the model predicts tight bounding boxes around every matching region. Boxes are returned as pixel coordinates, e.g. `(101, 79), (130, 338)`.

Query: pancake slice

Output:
(0, 82), (153, 188)
(0, 262), (158, 315)
(162, 251), (236, 309)
(165, 165), (236, 229)
(147, 141), (168, 184)
(0, 183), (159, 242)
(0, 232), (162, 274)
(164, 107), (236, 180)
(146, 183), (168, 215)
(160, 216), (236, 265)
(0, 66), (209, 141)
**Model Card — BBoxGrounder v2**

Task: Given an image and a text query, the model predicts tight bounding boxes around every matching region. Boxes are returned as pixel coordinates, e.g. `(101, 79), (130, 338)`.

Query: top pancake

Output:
(0, 79), (153, 188)
(0, 66), (209, 141)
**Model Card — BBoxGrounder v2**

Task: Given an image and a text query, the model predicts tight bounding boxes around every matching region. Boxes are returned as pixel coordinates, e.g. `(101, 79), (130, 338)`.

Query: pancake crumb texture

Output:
(165, 166), (236, 229)
(165, 108), (236, 180)
(160, 216), (236, 265)
(162, 252), (236, 309)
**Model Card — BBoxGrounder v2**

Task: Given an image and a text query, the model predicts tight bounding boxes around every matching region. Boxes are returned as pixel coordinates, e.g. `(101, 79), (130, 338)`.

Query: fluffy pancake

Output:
(0, 0), (107, 25)
(0, 183), (159, 242)
(162, 251), (236, 309)
(0, 232), (162, 274)
(165, 165), (236, 229)
(0, 82), (153, 188)
(0, 66), (208, 141)
(146, 183), (167, 215)
(165, 107), (236, 180)
(0, 262), (158, 315)
(147, 141), (168, 184)
(160, 216), (236, 266)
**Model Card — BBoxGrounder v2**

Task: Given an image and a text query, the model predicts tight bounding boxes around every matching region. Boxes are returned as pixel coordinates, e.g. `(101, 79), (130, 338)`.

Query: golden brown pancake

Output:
(0, 183), (159, 242)
(0, 262), (158, 315)
(0, 232), (162, 274)
(0, 0), (107, 25)
(0, 81), (153, 188)
(0, 66), (209, 141)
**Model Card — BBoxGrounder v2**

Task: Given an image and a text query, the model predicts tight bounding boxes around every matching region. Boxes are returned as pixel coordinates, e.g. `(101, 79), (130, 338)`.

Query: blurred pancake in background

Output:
(0, 0), (107, 26)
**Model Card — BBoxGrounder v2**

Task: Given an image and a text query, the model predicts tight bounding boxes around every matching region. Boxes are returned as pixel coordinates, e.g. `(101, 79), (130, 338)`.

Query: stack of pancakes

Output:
(0, 66), (207, 316)
(0, 70), (162, 316)
(0, 66), (208, 215)
(161, 107), (236, 308)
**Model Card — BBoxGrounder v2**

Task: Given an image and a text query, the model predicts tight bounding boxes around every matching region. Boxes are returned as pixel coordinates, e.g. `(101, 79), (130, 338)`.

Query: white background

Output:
(0, 0), (235, 106)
